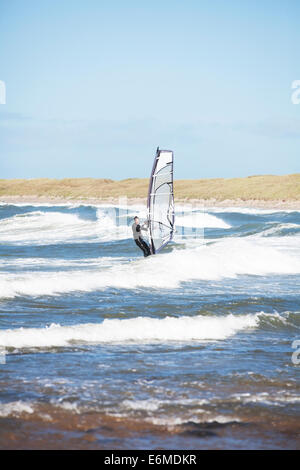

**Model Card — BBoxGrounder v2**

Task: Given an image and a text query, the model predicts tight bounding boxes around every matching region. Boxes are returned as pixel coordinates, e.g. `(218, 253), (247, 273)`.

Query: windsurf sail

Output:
(147, 147), (175, 254)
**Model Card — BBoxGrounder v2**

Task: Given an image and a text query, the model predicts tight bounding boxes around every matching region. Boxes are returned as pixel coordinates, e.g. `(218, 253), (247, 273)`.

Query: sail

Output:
(147, 148), (175, 254)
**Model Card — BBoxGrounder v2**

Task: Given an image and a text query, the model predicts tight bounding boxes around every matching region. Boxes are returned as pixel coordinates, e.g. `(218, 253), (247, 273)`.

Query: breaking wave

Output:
(0, 209), (131, 244)
(176, 212), (231, 229)
(0, 237), (299, 299)
(0, 205), (233, 246)
(0, 313), (259, 349)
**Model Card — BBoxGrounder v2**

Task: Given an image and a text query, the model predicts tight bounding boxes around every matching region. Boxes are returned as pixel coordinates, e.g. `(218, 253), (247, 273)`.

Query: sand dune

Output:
(0, 174), (299, 209)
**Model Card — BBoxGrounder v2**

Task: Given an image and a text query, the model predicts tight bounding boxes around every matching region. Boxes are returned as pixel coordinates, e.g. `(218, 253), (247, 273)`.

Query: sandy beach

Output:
(1, 173), (299, 210)
(1, 194), (300, 210)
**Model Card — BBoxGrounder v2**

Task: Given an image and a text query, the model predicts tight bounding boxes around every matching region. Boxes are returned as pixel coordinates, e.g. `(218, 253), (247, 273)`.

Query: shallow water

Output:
(0, 202), (299, 449)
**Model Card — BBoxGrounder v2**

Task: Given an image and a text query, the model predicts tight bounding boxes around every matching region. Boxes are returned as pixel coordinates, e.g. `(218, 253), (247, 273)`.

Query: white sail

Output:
(147, 148), (175, 254)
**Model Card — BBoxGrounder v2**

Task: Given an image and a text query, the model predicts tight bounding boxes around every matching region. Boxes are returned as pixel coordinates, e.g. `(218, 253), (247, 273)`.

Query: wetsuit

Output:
(132, 222), (151, 257)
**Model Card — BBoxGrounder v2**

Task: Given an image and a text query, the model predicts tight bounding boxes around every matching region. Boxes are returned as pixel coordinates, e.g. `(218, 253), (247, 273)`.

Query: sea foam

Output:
(0, 313), (259, 349)
(0, 236), (299, 299)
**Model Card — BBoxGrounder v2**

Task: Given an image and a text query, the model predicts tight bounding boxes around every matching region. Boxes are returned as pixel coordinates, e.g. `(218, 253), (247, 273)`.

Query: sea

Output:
(0, 201), (299, 449)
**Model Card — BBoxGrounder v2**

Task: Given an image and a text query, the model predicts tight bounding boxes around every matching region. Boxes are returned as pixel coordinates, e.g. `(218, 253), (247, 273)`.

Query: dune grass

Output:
(0, 174), (299, 201)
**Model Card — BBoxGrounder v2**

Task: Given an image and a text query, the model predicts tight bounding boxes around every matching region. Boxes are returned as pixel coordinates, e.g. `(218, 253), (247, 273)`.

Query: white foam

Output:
(122, 397), (209, 413)
(231, 391), (300, 406)
(256, 223), (300, 237)
(0, 256), (125, 269)
(51, 400), (81, 413)
(207, 207), (300, 214)
(145, 412), (240, 427)
(122, 399), (161, 412)
(0, 400), (34, 417)
(176, 212), (231, 229)
(0, 209), (131, 245)
(146, 416), (191, 427)
(0, 237), (299, 299)
(0, 313), (259, 349)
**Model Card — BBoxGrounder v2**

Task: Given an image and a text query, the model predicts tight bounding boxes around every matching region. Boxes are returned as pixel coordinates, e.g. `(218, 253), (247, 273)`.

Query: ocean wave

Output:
(0, 398), (239, 427)
(0, 400), (34, 417)
(255, 223), (300, 238)
(0, 238), (299, 298)
(0, 256), (125, 269)
(176, 212), (231, 229)
(0, 313), (259, 349)
(230, 391), (300, 406)
(0, 209), (131, 245)
(207, 207), (300, 215)
(0, 205), (232, 247)
(1, 312), (296, 351)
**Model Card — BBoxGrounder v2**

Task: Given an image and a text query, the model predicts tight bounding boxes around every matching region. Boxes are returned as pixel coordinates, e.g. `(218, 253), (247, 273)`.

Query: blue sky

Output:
(0, 0), (299, 179)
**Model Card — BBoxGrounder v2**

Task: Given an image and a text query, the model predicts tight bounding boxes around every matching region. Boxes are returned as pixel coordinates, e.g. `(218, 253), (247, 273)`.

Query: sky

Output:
(0, 0), (299, 179)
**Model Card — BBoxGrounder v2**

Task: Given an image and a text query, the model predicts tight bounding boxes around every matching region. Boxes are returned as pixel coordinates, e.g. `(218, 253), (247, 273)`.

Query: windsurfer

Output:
(132, 216), (151, 257)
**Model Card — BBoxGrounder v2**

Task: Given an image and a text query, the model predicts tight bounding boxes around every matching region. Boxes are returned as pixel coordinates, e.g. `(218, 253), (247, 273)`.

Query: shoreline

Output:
(1, 194), (300, 210)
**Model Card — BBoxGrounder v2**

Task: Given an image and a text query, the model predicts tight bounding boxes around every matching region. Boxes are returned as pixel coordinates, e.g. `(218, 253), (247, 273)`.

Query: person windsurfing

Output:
(132, 216), (151, 257)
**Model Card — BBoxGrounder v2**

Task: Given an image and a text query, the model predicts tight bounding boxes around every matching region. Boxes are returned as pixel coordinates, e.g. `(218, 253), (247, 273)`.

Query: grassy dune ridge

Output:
(0, 174), (300, 201)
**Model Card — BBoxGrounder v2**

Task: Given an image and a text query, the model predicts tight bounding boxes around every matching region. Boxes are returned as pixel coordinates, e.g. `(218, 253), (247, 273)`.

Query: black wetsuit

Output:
(132, 222), (151, 257)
